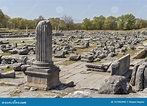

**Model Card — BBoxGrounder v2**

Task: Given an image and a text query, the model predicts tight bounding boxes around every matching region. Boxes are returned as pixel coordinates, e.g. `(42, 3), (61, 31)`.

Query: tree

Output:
(58, 20), (66, 30)
(0, 9), (5, 27)
(62, 15), (74, 30)
(72, 23), (82, 30)
(82, 18), (92, 30)
(0, 9), (147, 31)
(27, 19), (37, 29)
(123, 14), (136, 29)
(49, 18), (66, 30)
(135, 18), (147, 29)
(117, 14), (136, 30)
(33, 15), (45, 26)
(117, 15), (125, 30)
(104, 16), (117, 30)
(1, 15), (11, 28)
(92, 15), (105, 30)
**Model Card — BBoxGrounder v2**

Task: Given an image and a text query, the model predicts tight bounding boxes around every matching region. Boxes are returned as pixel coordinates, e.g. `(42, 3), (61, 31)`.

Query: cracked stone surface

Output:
(0, 62), (147, 98)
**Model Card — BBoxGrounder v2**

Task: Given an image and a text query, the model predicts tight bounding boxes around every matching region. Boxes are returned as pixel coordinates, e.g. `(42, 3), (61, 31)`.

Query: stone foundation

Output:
(26, 64), (61, 90)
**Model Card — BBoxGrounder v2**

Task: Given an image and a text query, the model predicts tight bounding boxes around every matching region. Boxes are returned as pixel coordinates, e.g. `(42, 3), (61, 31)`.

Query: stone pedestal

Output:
(26, 64), (60, 90)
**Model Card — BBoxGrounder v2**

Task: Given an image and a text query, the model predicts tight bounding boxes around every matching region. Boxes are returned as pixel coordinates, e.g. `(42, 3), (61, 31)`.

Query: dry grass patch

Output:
(1, 52), (11, 56)
(57, 60), (77, 66)
(1, 67), (13, 72)
(75, 44), (97, 54)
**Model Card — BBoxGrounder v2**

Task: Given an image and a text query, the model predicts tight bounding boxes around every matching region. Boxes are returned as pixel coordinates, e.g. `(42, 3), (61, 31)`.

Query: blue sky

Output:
(0, 0), (147, 22)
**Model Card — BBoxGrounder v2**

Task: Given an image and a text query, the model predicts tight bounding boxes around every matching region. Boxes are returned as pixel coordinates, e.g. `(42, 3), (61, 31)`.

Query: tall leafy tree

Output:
(123, 14), (136, 29)
(0, 9), (5, 27)
(92, 15), (105, 30)
(104, 16), (117, 30)
(117, 14), (136, 30)
(117, 15), (125, 30)
(1, 15), (10, 28)
(82, 18), (92, 30)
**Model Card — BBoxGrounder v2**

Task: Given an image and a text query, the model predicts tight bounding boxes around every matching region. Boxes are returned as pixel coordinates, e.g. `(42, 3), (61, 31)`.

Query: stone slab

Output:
(109, 54), (130, 76)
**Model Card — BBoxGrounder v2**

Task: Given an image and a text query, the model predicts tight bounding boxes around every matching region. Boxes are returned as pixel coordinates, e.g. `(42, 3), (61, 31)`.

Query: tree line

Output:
(82, 15), (147, 30)
(0, 9), (147, 30)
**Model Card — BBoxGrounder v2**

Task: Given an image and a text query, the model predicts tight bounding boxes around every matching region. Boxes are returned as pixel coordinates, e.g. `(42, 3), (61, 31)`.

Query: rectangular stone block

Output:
(26, 66), (61, 90)
(0, 71), (15, 78)
(117, 54), (130, 75)
(111, 54), (130, 76)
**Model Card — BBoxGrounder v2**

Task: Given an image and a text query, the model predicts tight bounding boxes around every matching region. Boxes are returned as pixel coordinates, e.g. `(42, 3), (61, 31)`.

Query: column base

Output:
(25, 64), (61, 90)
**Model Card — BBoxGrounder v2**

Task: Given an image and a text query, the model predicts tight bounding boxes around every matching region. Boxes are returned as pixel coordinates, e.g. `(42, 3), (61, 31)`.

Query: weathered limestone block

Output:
(18, 49), (29, 55)
(0, 71), (15, 78)
(86, 63), (108, 72)
(135, 64), (146, 91)
(81, 54), (94, 62)
(111, 61), (119, 75)
(108, 54), (130, 76)
(21, 65), (30, 73)
(133, 48), (147, 59)
(98, 75), (129, 94)
(9, 49), (18, 54)
(1, 56), (12, 64)
(12, 63), (22, 71)
(54, 51), (66, 58)
(69, 54), (81, 61)
(130, 64), (139, 86)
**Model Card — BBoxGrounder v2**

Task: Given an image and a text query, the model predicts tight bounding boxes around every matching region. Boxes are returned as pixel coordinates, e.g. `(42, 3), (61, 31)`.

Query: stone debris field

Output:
(0, 21), (147, 98)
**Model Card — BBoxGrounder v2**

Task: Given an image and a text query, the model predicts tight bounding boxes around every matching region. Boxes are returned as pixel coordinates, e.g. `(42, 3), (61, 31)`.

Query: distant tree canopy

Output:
(82, 14), (147, 30)
(0, 9), (147, 30)
(104, 16), (117, 30)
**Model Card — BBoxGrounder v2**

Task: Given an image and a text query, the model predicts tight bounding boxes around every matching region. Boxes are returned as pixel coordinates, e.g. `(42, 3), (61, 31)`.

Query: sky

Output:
(0, 0), (147, 23)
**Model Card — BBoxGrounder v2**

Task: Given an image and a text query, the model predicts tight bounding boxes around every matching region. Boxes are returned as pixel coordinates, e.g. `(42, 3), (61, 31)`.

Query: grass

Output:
(93, 61), (104, 64)
(80, 28), (147, 32)
(0, 83), (15, 86)
(75, 44), (97, 54)
(0, 28), (35, 33)
(65, 54), (70, 58)
(52, 59), (59, 62)
(1, 52), (11, 56)
(16, 72), (23, 75)
(115, 54), (124, 58)
(1, 39), (35, 48)
(2, 67), (13, 72)
(23, 40), (35, 44)
(125, 49), (138, 56)
(7, 39), (35, 44)
(76, 48), (91, 54)
(114, 49), (138, 58)
(57, 60), (77, 66)
(142, 40), (147, 44)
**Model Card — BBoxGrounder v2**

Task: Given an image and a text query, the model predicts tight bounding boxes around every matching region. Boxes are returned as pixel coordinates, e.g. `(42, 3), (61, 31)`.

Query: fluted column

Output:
(35, 20), (53, 64)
